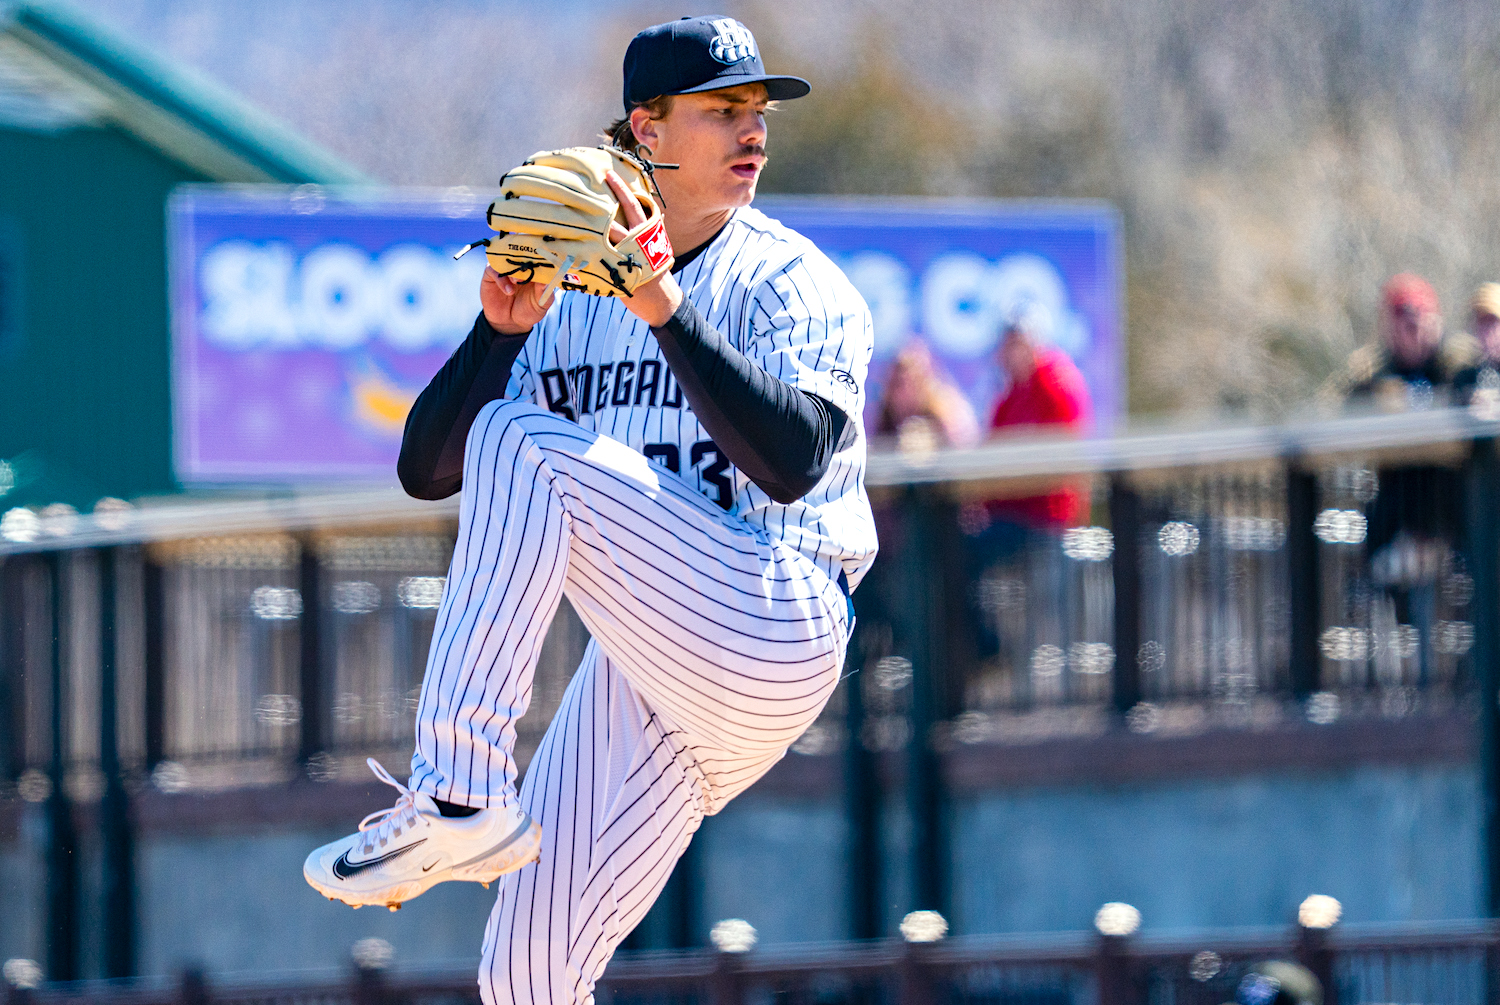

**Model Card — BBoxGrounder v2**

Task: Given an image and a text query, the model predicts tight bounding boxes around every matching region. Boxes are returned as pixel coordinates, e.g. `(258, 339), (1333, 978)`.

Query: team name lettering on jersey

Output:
(507, 205), (879, 587)
(538, 359), (682, 421)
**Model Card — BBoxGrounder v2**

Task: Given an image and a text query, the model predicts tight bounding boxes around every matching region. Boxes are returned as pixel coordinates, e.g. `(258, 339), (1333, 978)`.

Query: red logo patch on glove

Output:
(639, 218), (673, 272)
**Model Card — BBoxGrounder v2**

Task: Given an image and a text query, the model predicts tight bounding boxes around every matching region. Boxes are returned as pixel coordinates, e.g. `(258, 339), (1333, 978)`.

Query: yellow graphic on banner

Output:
(348, 358), (420, 436)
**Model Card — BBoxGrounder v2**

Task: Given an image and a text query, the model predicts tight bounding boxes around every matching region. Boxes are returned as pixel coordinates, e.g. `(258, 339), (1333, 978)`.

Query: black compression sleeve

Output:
(397, 312), (530, 500)
(652, 297), (848, 504)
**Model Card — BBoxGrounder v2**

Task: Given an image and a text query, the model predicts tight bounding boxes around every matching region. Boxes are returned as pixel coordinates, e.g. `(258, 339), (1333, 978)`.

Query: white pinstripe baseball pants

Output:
(407, 400), (850, 1005)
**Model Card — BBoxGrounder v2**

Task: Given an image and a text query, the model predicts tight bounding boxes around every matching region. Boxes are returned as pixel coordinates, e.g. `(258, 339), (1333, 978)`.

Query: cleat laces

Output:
(356, 758), (422, 855)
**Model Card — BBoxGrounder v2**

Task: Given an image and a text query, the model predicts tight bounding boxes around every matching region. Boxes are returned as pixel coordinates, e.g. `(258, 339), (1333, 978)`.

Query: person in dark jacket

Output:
(1328, 273), (1477, 411)
(1329, 274), (1474, 682)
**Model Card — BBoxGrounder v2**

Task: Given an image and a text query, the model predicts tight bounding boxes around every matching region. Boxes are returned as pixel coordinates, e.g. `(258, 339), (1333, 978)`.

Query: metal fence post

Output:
(297, 537), (324, 767)
(1287, 466), (1322, 699)
(143, 556), (165, 771)
(0, 558), (21, 782)
(352, 963), (387, 1005)
(898, 941), (936, 1005)
(671, 833), (701, 948)
(1486, 937), (1500, 1005)
(1469, 438), (1500, 919)
(98, 547), (135, 977)
(905, 486), (948, 918)
(1109, 476), (1142, 717)
(709, 948), (741, 1005)
(1095, 933), (1138, 1005)
(1294, 922), (1337, 1005)
(843, 617), (883, 940)
(44, 549), (77, 982)
(177, 967), (209, 1005)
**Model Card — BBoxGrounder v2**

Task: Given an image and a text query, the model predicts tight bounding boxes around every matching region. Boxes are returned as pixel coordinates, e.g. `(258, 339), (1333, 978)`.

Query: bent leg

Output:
(409, 401), (576, 809)
(411, 400), (849, 814)
(480, 643), (702, 1005)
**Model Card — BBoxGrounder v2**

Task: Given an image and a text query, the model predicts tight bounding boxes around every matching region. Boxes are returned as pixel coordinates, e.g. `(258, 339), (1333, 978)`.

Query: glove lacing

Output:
(613, 144), (679, 205)
(356, 758), (424, 855)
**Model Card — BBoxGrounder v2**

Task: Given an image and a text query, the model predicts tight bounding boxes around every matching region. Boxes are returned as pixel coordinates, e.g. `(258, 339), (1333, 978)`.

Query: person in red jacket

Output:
(965, 303), (1094, 666)
(985, 303), (1094, 533)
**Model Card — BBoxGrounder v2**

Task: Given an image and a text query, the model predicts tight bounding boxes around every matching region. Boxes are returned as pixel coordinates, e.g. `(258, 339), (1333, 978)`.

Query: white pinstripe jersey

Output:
(503, 205), (878, 588)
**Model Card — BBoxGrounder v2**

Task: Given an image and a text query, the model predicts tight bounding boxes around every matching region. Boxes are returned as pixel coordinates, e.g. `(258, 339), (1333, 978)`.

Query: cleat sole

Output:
(304, 818), (541, 910)
(450, 820), (543, 885)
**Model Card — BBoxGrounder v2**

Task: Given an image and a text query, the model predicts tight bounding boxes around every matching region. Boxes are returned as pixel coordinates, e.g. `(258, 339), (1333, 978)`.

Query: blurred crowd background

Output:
(86, 0), (1500, 418)
(8, 1), (1500, 1001)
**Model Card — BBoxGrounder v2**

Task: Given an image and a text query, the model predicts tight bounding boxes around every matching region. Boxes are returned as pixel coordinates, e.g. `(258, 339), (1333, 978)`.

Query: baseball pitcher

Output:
(303, 15), (877, 1004)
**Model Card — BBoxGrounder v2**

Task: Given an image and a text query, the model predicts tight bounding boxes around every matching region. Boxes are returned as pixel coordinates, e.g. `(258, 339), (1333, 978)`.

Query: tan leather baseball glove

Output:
(482, 146), (674, 301)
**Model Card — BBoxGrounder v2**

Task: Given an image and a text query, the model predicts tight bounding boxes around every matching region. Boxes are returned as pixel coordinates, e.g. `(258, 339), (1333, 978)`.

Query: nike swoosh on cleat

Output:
(331, 839), (426, 881)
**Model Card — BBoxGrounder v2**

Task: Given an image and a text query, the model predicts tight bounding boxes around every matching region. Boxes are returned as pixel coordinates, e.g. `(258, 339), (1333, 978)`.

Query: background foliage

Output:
(87, 0), (1500, 420)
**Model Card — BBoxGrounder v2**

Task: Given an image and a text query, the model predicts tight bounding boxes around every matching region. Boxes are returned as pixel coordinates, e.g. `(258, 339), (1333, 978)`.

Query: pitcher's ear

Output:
(629, 107), (661, 152)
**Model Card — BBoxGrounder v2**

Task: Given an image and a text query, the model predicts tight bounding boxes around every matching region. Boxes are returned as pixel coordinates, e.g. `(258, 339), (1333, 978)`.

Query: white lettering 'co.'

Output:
(198, 240), (485, 352)
(837, 251), (913, 361)
(708, 18), (757, 64)
(835, 249), (1092, 362)
(919, 251), (1090, 359)
(405, 205), (876, 1004)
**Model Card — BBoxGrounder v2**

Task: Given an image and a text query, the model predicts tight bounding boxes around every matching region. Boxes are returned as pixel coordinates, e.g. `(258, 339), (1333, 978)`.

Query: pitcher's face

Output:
(633, 84), (770, 215)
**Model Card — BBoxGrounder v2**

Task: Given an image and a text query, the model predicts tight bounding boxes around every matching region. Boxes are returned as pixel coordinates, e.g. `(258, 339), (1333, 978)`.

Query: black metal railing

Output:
(9, 917), (1500, 1005)
(4, 411), (1493, 791)
(3, 408), (1500, 980)
(847, 409), (1498, 743)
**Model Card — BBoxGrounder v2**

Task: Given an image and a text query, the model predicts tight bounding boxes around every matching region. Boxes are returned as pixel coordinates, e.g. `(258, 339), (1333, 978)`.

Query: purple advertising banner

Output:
(170, 186), (492, 481)
(757, 197), (1123, 435)
(170, 188), (1121, 482)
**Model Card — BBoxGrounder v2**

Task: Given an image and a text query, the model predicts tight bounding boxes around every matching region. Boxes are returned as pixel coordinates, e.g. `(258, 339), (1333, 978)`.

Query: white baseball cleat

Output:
(304, 758), (541, 911)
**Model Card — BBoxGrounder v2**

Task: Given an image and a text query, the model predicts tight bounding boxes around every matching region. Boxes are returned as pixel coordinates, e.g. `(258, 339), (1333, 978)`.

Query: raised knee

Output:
(466, 400), (551, 459)
(476, 399), (583, 443)
(476, 398), (544, 428)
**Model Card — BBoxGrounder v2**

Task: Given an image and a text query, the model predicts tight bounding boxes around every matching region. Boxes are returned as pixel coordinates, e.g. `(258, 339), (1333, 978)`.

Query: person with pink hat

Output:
(1330, 273), (1477, 410)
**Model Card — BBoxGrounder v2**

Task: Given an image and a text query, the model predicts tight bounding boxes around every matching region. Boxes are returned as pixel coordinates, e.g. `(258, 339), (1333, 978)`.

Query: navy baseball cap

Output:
(622, 16), (810, 112)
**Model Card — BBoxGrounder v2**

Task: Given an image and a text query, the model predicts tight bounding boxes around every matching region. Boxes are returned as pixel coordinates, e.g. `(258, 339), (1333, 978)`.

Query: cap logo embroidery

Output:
(708, 19), (756, 64)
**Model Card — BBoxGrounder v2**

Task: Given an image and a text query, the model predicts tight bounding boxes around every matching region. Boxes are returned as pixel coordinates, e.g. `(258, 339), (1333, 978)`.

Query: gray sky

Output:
(86, 0), (662, 184)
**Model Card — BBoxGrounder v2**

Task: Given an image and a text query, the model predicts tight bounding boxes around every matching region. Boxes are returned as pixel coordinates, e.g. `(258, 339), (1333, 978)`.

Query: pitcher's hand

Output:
(480, 265), (550, 335)
(606, 170), (682, 328)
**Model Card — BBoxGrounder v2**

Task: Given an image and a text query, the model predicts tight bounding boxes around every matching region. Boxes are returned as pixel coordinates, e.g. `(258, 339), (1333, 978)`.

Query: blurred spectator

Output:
(875, 340), (981, 452)
(1329, 274), (1473, 680)
(1326, 274), (1468, 555)
(1453, 282), (1500, 410)
(983, 303), (1094, 535)
(1327, 273), (1477, 410)
(963, 304), (1095, 667)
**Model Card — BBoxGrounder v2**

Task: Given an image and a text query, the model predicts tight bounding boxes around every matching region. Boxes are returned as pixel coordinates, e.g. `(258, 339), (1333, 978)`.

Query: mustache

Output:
(729, 145), (767, 164)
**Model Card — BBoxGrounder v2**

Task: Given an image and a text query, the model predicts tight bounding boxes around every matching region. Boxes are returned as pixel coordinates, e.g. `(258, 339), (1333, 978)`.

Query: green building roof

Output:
(0, 1), (372, 509)
(0, 0), (369, 183)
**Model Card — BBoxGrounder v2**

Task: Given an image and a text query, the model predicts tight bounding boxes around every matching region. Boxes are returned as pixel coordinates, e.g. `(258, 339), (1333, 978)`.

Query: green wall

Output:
(0, 125), (207, 507)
